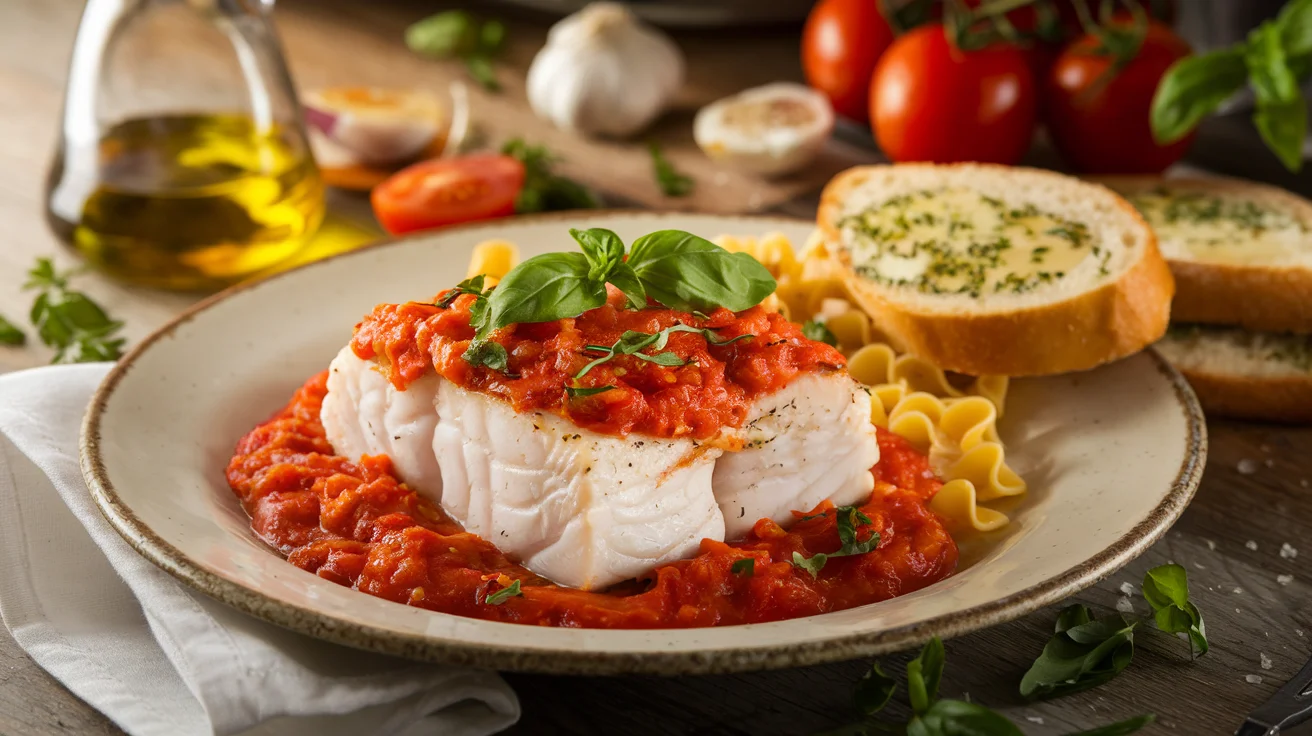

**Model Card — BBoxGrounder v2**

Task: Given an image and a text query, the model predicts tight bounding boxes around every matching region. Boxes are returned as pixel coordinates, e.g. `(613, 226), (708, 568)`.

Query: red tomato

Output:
(869, 24), (1037, 165)
(1044, 20), (1194, 174)
(801, 0), (895, 122)
(371, 155), (525, 235)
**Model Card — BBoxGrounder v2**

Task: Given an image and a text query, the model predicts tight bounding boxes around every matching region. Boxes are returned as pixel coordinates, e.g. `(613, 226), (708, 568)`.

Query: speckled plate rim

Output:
(80, 210), (1207, 676)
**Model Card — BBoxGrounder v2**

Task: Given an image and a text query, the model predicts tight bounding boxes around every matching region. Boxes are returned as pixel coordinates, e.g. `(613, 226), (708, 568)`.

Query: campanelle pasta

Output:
(467, 234), (1024, 532)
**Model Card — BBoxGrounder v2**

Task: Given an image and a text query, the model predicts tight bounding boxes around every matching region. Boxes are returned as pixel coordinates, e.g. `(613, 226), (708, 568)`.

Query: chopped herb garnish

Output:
(802, 320), (839, 347)
(791, 505), (879, 578)
(1020, 604), (1137, 700)
(436, 274), (487, 309)
(649, 141), (694, 197)
(484, 579), (522, 605)
(462, 339), (511, 373)
(573, 324), (751, 383)
(731, 558), (755, 577)
(1142, 563), (1209, 657)
(565, 384), (616, 398)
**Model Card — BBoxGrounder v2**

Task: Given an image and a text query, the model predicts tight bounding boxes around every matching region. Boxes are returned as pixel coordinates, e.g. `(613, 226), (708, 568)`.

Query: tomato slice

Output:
(371, 154), (525, 235)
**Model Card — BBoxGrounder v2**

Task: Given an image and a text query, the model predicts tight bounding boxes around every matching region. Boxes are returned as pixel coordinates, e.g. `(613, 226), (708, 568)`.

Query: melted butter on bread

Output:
(839, 188), (1108, 298)
(1124, 187), (1309, 266)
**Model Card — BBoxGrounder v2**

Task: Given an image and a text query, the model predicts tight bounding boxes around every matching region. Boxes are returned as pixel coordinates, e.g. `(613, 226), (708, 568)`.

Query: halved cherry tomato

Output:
(801, 0), (895, 122)
(371, 155), (525, 234)
(1044, 19), (1194, 174)
(869, 23), (1037, 165)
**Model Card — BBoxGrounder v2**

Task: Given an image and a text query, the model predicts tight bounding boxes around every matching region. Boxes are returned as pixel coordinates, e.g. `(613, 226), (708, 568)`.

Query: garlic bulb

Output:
(527, 3), (684, 138)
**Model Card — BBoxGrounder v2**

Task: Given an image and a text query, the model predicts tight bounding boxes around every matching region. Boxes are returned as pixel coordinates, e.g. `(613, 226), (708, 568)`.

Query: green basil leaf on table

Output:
(628, 230), (777, 313)
(1063, 714), (1156, 736)
(907, 636), (945, 714)
(1150, 48), (1248, 144)
(503, 139), (600, 213)
(853, 662), (897, 717)
(1142, 563), (1209, 657)
(0, 314), (26, 346)
(1279, 0), (1312, 62)
(478, 19), (506, 56)
(907, 699), (1023, 736)
(482, 251), (607, 334)
(23, 259), (126, 364)
(405, 10), (479, 57)
(464, 56), (500, 92)
(802, 320), (839, 347)
(648, 141), (694, 197)
(1020, 604), (1136, 700)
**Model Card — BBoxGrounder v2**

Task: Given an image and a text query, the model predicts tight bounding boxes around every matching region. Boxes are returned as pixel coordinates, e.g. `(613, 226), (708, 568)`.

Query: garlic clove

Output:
(693, 83), (834, 177)
(527, 2), (684, 139)
(304, 87), (446, 167)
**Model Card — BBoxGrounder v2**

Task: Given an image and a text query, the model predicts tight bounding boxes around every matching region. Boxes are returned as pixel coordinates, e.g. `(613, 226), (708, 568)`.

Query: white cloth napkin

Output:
(0, 364), (520, 736)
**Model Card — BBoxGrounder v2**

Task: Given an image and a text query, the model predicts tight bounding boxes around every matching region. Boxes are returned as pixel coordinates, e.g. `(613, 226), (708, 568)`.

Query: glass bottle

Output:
(46, 0), (324, 291)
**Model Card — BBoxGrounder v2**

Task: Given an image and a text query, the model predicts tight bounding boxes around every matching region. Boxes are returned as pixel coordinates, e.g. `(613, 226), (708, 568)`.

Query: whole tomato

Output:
(869, 23), (1037, 165)
(1045, 19), (1194, 174)
(801, 0), (895, 122)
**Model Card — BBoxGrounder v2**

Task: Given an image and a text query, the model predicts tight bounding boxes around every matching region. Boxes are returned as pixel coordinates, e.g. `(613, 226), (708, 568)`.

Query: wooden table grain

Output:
(1, 1), (1311, 735)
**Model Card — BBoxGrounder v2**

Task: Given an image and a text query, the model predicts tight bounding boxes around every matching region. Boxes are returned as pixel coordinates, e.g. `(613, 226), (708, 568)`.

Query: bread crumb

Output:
(1265, 458), (1276, 468)
(1246, 540), (1259, 551)
(1238, 458), (1259, 475)
(1261, 653), (1273, 670)
(1247, 674), (1263, 684)
(1206, 539), (1216, 551)
(1026, 716), (1045, 725)
(1281, 543), (1298, 560)
(1278, 574), (1294, 586)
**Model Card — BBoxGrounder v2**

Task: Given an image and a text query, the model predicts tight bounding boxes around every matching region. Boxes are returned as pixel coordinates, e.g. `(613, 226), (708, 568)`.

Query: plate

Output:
(81, 211), (1206, 675)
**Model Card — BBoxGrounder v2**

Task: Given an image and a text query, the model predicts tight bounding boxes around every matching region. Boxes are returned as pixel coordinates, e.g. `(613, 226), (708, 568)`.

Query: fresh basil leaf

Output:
(464, 56), (500, 92)
(0, 314), (25, 346)
(436, 274), (486, 309)
(1255, 96), (1307, 172)
(479, 18), (506, 56)
(485, 579), (522, 605)
(1142, 563), (1209, 657)
(1280, 0), (1312, 64)
(1020, 605), (1136, 700)
(406, 10), (478, 58)
(731, 558), (755, 577)
(791, 551), (828, 579)
(607, 262), (648, 310)
(907, 637), (945, 714)
(1248, 23), (1302, 104)
(503, 139), (600, 213)
(462, 340), (510, 372)
(23, 258), (67, 291)
(570, 227), (626, 280)
(484, 252), (606, 334)
(802, 320), (839, 347)
(565, 383), (616, 398)
(628, 230), (777, 313)
(1150, 48), (1248, 144)
(1063, 714), (1156, 736)
(909, 699), (1023, 736)
(854, 662), (897, 717)
(648, 141), (693, 197)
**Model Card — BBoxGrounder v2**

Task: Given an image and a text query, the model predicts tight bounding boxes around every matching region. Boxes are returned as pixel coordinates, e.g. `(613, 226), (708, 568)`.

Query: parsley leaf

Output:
(791, 506), (879, 578)
(502, 139), (601, 213)
(0, 314), (24, 346)
(853, 662), (897, 717)
(484, 579), (522, 605)
(802, 320), (839, 347)
(22, 258), (125, 364)
(648, 141), (694, 197)
(406, 10), (506, 91)
(731, 558), (755, 578)
(1142, 563), (1208, 657)
(1019, 604), (1137, 700)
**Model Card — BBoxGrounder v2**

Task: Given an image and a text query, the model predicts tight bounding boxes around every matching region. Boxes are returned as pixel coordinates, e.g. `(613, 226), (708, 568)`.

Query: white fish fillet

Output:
(713, 372), (879, 539)
(433, 380), (725, 590)
(321, 347), (443, 497)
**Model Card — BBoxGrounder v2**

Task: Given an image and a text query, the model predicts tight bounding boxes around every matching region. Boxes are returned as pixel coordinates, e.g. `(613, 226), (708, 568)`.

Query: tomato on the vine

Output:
(1044, 19), (1194, 174)
(869, 23), (1037, 165)
(372, 155), (525, 235)
(801, 0), (896, 122)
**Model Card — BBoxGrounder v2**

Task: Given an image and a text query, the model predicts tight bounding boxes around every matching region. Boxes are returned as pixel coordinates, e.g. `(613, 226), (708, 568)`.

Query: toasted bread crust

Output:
(820, 165), (1175, 377)
(1095, 175), (1312, 334)
(1173, 365), (1312, 423)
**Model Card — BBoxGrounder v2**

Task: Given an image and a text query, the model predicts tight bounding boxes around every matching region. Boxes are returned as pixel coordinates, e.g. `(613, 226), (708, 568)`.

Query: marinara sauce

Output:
(225, 292), (958, 628)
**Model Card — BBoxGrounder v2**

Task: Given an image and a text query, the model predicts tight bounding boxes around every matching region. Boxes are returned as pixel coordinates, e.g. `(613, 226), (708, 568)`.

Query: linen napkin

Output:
(0, 364), (520, 736)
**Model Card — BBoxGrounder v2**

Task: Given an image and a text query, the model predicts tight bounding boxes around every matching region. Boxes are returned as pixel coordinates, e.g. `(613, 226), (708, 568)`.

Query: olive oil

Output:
(47, 113), (324, 291)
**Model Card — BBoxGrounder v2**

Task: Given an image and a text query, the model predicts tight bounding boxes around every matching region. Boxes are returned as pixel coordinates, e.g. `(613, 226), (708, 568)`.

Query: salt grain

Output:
(1278, 574), (1295, 586)
(1238, 458), (1260, 475)
(1297, 629), (1305, 637)
(1262, 653), (1274, 670)
(1247, 674), (1264, 684)
(1281, 543), (1299, 560)
(1194, 562), (1206, 570)
(1206, 539), (1217, 551)
(1247, 540), (1259, 551)
(1026, 716), (1045, 725)
(1235, 587), (1245, 594)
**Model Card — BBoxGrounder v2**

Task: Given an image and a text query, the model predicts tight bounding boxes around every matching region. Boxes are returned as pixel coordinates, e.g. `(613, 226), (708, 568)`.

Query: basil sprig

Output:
(1151, 0), (1312, 171)
(566, 323), (752, 397)
(791, 505), (880, 579)
(1142, 563), (1208, 657)
(1020, 604), (1137, 700)
(824, 637), (1154, 736)
(454, 227), (776, 373)
(484, 579), (522, 605)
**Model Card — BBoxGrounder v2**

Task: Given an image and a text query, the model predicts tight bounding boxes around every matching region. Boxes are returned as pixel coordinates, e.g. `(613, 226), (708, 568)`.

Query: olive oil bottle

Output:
(47, 113), (324, 291)
(50, 0), (324, 291)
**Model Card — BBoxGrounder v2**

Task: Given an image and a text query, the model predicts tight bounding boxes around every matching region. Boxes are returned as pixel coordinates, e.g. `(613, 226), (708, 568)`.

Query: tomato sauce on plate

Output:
(226, 374), (958, 628)
(350, 288), (845, 440)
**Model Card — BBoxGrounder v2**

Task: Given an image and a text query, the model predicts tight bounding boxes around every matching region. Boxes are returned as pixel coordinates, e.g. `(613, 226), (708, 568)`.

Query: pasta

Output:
(465, 232), (1025, 533)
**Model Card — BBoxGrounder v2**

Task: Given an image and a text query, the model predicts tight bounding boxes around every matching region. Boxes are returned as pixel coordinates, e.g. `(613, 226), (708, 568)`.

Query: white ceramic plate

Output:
(82, 212), (1206, 675)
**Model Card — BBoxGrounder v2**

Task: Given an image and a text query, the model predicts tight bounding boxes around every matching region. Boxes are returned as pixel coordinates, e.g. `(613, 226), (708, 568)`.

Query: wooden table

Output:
(2, 1), (1310, 734)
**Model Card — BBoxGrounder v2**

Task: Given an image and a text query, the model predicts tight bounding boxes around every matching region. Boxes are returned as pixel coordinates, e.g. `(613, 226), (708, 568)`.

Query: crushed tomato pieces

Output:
(225, 372), (959, 629)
